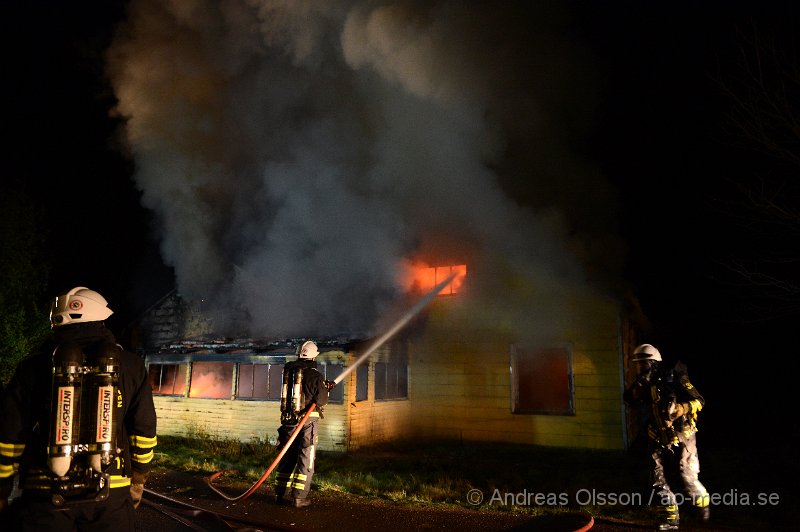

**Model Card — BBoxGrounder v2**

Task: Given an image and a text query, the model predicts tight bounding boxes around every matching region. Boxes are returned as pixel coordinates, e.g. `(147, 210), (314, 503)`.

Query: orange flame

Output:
(188, 362), (233, 399)
(401, 261), (467, 295)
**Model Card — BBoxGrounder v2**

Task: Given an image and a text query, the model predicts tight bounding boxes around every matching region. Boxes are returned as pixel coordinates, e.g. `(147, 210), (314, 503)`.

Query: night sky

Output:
(4, 1), (799, 445)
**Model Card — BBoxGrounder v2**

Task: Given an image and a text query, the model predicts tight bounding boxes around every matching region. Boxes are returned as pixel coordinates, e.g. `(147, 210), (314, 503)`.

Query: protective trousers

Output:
(275, 419), (317, 501)
(651, 432), (709, 526)
(7, 485), (135, 532)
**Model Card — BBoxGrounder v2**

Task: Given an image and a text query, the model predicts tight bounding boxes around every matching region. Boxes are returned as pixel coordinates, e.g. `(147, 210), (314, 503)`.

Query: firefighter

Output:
(275, 340), (333, 508)
(0, 287), (157, 531)
(624, 343), (710, 531)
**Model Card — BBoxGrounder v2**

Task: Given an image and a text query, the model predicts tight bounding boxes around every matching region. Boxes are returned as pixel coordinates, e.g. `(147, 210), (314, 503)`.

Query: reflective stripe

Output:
(129, 435), (157, 448)
(110, 475), (132, 488)
(308, 411), (319, 418)
(132, 450), (154, 464)
(23, 474), (131, 491)
(0, 442), (25, 458)
(689, 399), (703, 414)
(0, 463), (16, 478)
(25, 484), (52, 490)
(276, 472), (307, 482)
(692, 485), (710, 507)
(275, 478), (307, 490)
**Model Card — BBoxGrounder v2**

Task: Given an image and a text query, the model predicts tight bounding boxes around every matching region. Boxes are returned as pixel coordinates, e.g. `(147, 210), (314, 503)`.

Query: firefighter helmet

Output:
(50, 287), (113, 328)
(631, 343), (662, 362)
(298, 340), (319, 359)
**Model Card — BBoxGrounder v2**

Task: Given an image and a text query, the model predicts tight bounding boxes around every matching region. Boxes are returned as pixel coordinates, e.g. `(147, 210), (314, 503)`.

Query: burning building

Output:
(110, 2), (639, 451)
(138, 262), (636, 452)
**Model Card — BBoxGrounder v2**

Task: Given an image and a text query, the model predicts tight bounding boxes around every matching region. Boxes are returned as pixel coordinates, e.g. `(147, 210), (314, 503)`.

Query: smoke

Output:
(106, 0), (621, 339)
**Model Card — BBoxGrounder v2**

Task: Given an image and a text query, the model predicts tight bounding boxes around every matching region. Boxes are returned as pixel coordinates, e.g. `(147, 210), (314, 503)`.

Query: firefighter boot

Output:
(293, 497), (311, 508)
(657, 504), (679, 530)
(696, 505), (710, 523)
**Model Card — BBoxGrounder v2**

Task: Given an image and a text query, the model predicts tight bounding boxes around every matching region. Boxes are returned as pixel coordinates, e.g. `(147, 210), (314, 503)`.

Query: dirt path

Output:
(139, 471), (732, 532)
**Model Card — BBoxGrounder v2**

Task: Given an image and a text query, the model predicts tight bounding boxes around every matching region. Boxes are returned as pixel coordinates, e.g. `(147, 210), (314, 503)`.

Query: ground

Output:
(138, 471), (737, 532)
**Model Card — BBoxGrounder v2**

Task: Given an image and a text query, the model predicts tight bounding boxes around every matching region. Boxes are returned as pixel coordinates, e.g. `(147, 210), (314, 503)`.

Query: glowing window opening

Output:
(405, 263), (467, 295)
(189, 361), (234, 399)
(149, 364), (187, 396)
(510, 345), (575, 416)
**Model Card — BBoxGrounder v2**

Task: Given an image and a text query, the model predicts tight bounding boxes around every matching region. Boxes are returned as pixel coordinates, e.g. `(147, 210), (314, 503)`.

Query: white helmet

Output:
(631, 343), (662, 362)
(298, 340), (319, 359)
(50, 287), (113, 328)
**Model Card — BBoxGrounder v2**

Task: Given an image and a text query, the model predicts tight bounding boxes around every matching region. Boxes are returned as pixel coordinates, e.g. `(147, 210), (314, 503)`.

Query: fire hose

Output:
(208, 271), (458, 502)
(143, 486), (308, 531)
(207, 405), (317, 501)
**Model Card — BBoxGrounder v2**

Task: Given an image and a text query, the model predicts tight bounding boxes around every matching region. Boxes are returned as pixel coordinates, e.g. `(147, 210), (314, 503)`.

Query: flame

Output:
(188, 362), (233, 399)
(401, 261), (467, 295)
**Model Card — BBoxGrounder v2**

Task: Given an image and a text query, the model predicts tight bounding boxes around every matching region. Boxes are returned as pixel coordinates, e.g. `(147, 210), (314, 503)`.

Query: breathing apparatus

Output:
(46, 342), (122, 505)
(279, 341), (320, 424)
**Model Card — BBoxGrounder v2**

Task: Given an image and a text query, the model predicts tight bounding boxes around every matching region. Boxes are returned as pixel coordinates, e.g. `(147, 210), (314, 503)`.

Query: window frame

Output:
(145, 353), (346, 403)
(318, 362), (345, 404)
(374, 345), (409, 402)
(510, 344), (575, 416)
(149, 363), (187, 396)
(188, 361), (236, 400)
(235, 362), (284, 401)
(355, 364), (369, 402)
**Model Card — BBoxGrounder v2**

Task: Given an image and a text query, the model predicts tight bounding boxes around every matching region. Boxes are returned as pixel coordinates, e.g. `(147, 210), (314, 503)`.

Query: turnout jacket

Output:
(281, 359), (328, 424)
(0, 322), (157, 498)
(624, 361), (704, 447)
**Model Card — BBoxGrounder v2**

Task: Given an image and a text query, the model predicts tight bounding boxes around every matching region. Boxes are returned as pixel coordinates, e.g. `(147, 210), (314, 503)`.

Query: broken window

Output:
(149, 363), (187, 396)
(510, 345), (575, 415)
(405, 263), (467, 295)
(237, 363), (283, 400)
(188, 361), (234, 399)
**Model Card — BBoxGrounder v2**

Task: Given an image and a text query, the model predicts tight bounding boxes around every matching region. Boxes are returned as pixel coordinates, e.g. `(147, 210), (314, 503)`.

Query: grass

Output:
(152, 430), (798, 529)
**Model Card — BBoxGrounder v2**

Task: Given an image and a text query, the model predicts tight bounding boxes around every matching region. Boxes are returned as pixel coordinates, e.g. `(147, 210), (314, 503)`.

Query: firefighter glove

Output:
(670, 402), (691, 420)
(323, 380), (336, 391)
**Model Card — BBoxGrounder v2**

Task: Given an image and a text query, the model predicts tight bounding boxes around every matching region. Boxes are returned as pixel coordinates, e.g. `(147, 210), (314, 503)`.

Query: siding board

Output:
(145, 290), (626, 452)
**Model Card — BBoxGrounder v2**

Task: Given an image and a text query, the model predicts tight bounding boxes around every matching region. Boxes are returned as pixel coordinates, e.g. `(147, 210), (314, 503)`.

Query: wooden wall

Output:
(149, 351), (350, 452)
(406, 292), (626, 450)
(146, 291), (627, 452)
(342, 346), (414, 450)
(152, 396), (349, 452)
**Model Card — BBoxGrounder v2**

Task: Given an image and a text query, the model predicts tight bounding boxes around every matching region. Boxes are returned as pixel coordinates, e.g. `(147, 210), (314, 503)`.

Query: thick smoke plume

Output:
(106, 0), (621, 339)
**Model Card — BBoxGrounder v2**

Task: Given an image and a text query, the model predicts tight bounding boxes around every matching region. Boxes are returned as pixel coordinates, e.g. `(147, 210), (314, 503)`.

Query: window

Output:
(149, 364), (187, 395)
(188, 362), (234, 399)
(318, 363), (345, 404)
(237, 363), (283, 400)
(404, 263), (467, 295)
(355, 364), (369, 402)
(510, 345), (574, 415)
(374, 350), (408, 401)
